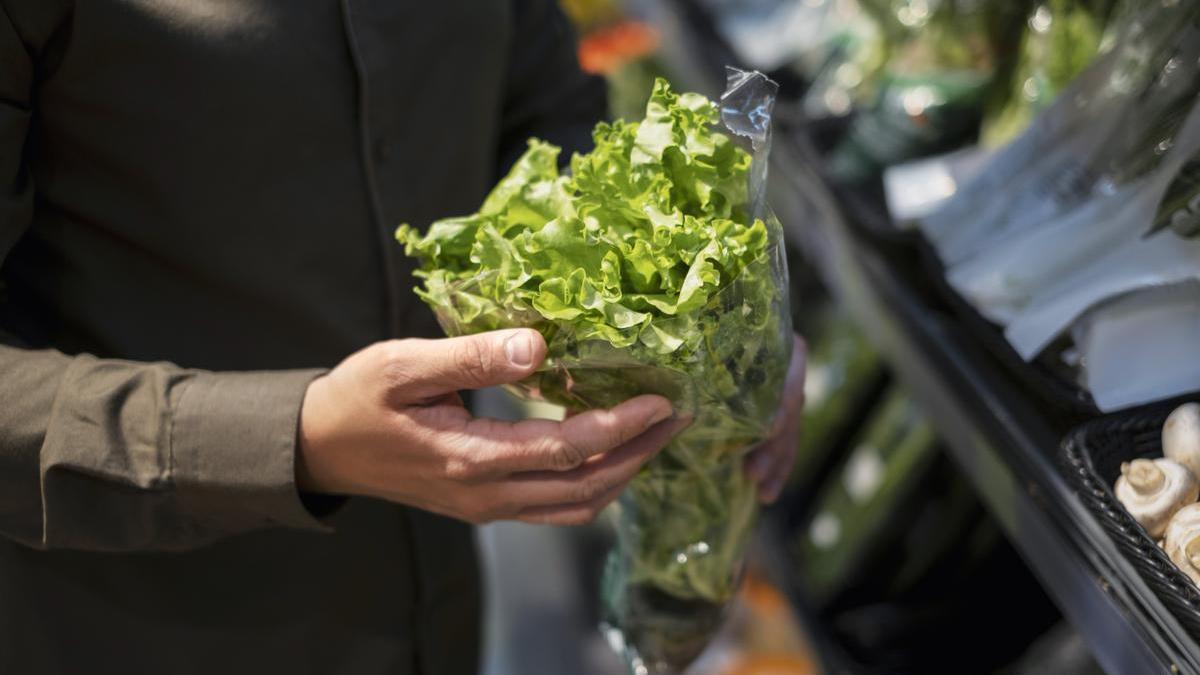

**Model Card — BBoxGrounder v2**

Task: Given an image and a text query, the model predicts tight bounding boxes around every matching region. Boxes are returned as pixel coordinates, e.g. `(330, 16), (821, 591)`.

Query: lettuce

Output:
(398, 78), (792, 673)
(398, 80), (768, 357)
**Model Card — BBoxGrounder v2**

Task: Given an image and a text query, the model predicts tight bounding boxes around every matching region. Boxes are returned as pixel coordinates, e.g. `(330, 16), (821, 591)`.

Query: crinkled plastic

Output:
(920, 0), (1200, 266)
(404, 69), (791, 675)
(981, 0), (1122, 147)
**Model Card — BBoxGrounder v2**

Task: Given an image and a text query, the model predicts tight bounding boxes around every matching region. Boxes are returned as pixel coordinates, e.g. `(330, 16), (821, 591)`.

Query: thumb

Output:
(395, 329), (547, 400)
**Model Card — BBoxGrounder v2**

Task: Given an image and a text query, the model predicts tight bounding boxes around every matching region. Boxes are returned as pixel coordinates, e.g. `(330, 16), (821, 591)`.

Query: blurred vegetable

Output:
(827, 0), (1025, 182)
(578, 21), (659, 76)
(983, 0), (1119, 146)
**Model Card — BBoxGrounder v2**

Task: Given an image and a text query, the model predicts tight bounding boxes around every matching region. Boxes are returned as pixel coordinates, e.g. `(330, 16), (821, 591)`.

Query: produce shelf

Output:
(638, 0), (1200, 671)
(772, 132), (1199, 675)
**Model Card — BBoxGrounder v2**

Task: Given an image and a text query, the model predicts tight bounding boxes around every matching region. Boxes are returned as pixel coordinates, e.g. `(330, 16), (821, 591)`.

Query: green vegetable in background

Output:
(398, 77), (792, 673)
(983, 0), (1118, 146)
(826, 0), (1024, 182)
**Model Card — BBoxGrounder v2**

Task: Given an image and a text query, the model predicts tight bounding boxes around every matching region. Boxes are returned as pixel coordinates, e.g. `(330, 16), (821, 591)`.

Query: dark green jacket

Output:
(0, 2), (604, 673)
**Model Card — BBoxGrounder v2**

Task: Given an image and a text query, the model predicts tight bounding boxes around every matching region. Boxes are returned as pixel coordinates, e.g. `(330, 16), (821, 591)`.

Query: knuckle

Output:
(600, 416), (628, 450)
(379, 339), (420, 387)
(453, 338), (493, 386)
(442, 456), (478, 482)
(572, 476), (608, 503)
(550, 436), (588, 471)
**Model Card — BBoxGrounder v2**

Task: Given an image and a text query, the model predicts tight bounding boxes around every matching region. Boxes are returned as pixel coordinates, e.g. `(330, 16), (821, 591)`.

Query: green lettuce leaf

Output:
(396, 77), (793, 638)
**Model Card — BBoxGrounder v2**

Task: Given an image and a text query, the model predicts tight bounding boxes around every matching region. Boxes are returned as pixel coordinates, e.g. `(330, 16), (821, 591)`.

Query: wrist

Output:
(296, 374), (338, 494)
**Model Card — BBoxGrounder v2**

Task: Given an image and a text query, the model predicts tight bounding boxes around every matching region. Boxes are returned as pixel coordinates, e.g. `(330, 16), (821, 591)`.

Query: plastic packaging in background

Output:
(1071, 281), (1200, 411)
(883, 145), (993, 223)
(945, 90), (1200, 351)
(981, 0), (1121, 147)
(1004, 226), (1200, 361)
(920, 0), (1200, 266)
(1147, 153), (1200, 239)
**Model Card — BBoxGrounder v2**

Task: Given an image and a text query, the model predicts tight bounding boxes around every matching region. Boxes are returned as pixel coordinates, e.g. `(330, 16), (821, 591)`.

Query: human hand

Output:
(296, 329), (686, 525)
(745, 334), (807, 503)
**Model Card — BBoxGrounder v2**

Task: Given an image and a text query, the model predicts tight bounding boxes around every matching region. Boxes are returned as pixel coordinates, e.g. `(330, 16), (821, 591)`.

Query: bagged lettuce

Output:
(397, 70), (792, 674)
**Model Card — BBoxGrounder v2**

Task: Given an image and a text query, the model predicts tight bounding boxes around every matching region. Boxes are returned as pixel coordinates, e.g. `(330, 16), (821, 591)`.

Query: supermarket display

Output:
(825, 0), (1024, 182)
(783, 385), (1063, 672)
(1064, 397), (1200, 641)
(485, 1), (1200, 671)
(921, 0), (1200, 264)
(899, 0), (1200, 411)
(793, 388), (938, 599)
(400, 71), (791, 673)
(980, 0), (1122, 147)
(1111, 403), (1200, 556)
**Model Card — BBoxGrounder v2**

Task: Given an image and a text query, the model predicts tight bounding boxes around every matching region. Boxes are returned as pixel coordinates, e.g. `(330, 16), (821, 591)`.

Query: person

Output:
(0, 2), (805, 673)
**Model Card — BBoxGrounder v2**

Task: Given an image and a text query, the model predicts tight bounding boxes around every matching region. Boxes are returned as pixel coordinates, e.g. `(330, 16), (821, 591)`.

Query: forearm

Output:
(0, 341), (329, 551)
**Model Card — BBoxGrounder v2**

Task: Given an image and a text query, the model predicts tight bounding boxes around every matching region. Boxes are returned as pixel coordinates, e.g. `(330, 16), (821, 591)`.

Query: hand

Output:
(745, 334), (807, 504)
(297, 329), (686, 526)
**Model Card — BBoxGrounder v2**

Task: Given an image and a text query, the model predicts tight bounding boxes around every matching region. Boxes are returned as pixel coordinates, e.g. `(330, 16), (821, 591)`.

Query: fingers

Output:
(515, 480), (627, 527)
(384, 329), (547, 401)
(493, 416), (690, 512)
(772, 335), (808, 436)
(463, 394), (674, 474)
(749, 427), (798, 504)
(752, 333), (808, 503)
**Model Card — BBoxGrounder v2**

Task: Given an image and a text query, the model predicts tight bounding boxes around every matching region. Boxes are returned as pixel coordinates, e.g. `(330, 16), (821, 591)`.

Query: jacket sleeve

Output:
(499, 0), (609, 169)
(0, 3), (330, 552)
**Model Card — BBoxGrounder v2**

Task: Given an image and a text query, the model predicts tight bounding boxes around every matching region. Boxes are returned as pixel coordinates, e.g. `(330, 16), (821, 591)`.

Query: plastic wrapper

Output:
(398, 69), (793, 674)
(981, 0), (1121, 147)
(941, 60), (1200, 354)
(1071, 281), (1200, 411)
(921, 0), (1200, 266)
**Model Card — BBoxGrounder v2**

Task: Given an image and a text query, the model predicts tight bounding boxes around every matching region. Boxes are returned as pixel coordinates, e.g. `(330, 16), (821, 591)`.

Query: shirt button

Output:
(373, 137), (391, 163)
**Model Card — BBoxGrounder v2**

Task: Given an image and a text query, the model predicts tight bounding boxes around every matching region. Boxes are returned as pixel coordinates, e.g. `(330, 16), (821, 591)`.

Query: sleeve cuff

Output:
(171, 369), (332, 534)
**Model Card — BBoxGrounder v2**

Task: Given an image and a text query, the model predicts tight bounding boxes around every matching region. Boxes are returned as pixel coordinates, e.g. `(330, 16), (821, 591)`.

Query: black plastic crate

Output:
(1061, 399), (1200, 636)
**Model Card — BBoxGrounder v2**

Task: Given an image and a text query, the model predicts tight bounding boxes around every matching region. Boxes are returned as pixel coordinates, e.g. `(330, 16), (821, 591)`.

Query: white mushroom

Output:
(1164, 403), (1200, 480)
(1115, 458), (1199, 539)
(1163, 503), (1200, 588)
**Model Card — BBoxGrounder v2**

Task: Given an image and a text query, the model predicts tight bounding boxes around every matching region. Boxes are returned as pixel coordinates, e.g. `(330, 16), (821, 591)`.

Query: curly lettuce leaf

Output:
(396, 79), (767, 357)
(397, 78), (793, 626)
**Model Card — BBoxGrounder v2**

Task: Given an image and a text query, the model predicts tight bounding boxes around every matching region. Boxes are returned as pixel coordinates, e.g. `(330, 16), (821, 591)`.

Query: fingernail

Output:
(648, 404), (673, 427)
(504, 332), (534, 368)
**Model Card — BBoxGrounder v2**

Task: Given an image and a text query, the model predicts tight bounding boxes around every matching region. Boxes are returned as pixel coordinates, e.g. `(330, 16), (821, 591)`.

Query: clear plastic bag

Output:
(980, 0), (1122, 147)
(920, 0), (1200, 265)
(399, 69), (792, 675)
